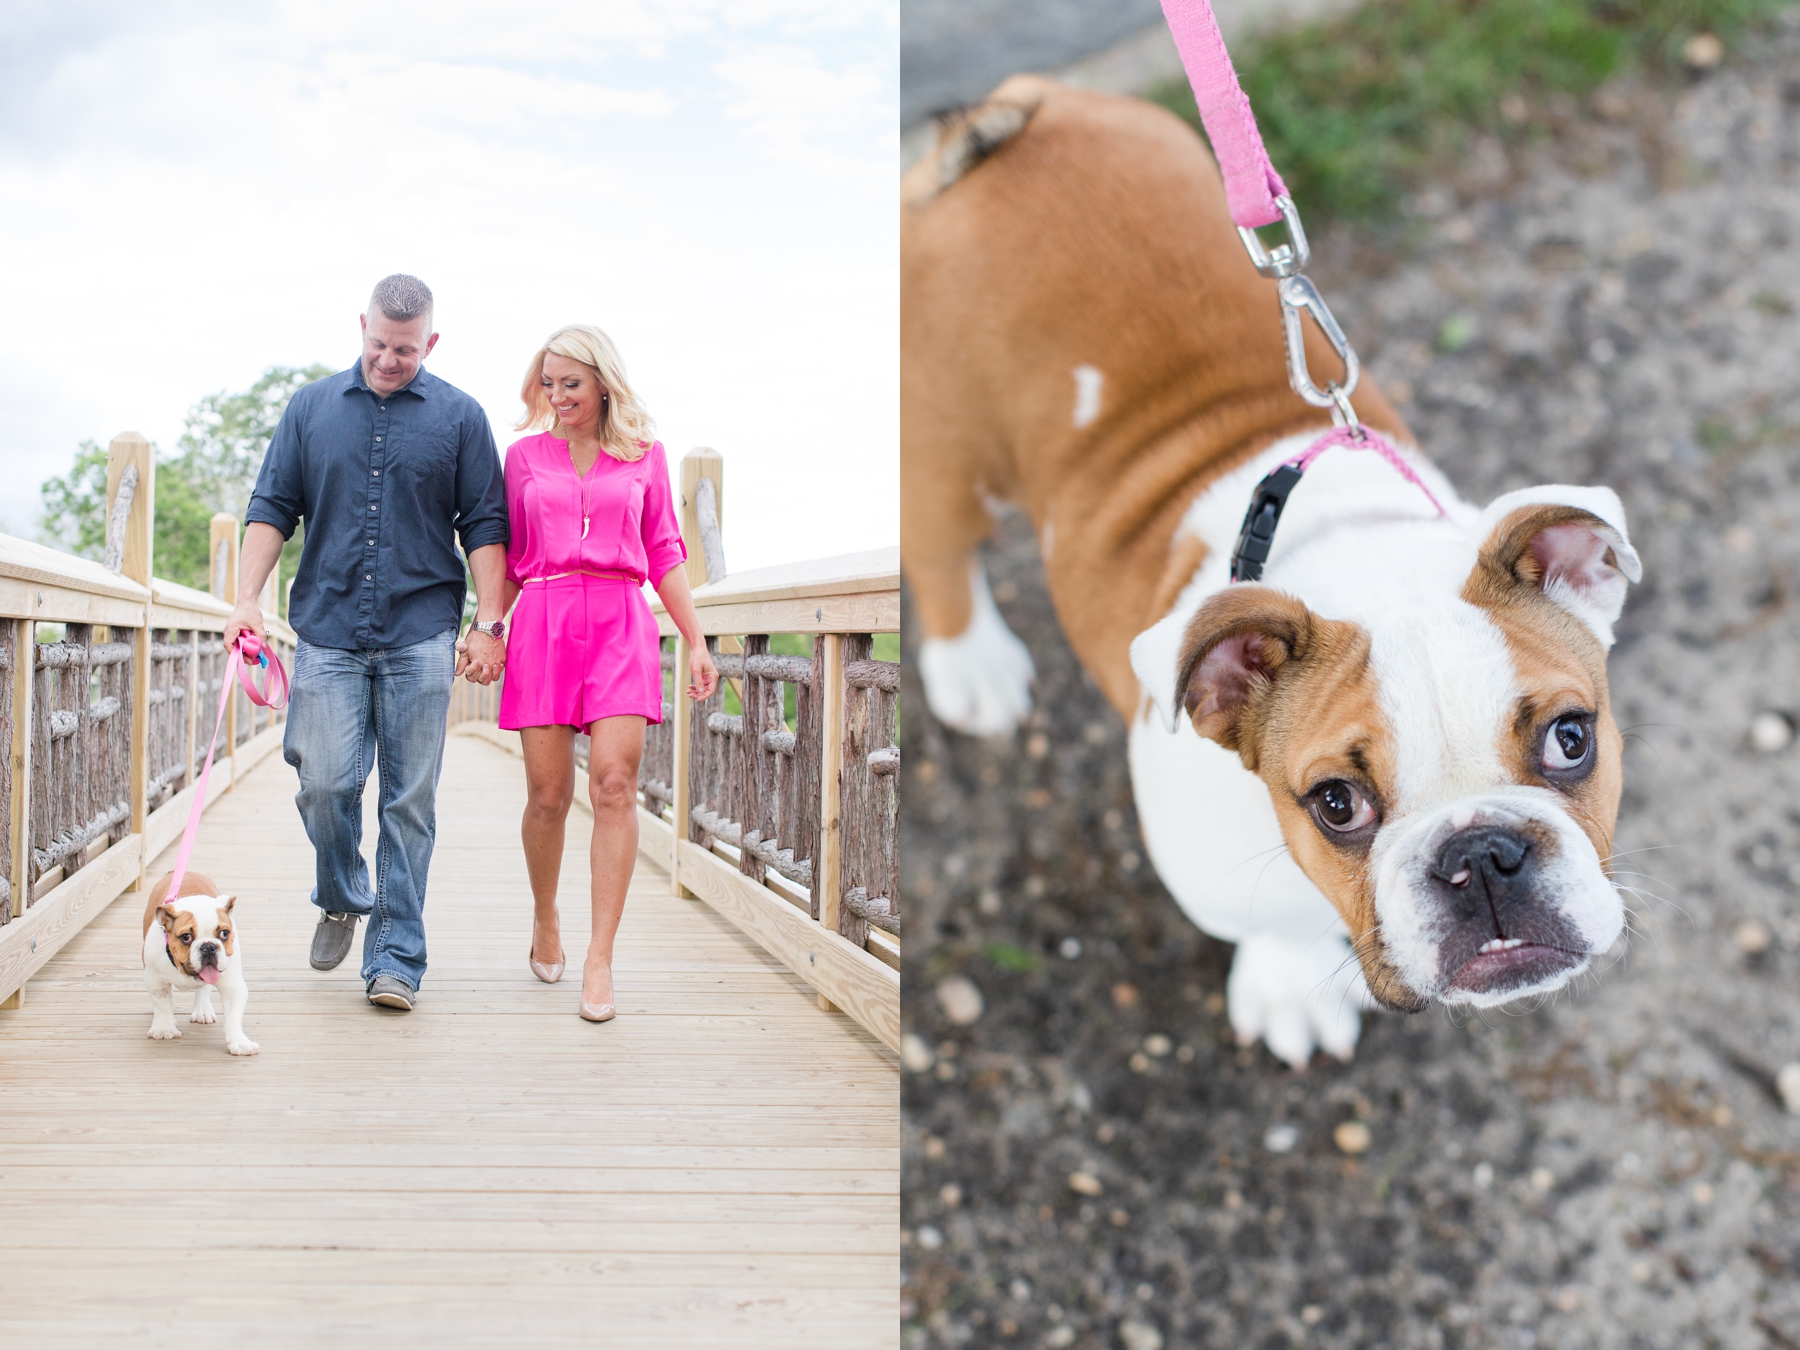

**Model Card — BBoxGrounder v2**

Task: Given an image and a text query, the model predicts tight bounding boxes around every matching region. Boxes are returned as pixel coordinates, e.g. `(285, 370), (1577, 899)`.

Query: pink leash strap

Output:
(1289, 426), (1450, 517)
(160, 633), (289, 908)
(1157, 0), (1288, 229)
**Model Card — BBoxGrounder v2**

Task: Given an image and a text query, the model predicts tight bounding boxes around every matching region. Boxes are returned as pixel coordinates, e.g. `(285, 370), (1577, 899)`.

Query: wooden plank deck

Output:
(0, 732), (898, 1346)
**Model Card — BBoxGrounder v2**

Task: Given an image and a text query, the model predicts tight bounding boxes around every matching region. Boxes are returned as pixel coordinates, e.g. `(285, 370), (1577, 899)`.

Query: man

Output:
(227, 274), (509, 1012)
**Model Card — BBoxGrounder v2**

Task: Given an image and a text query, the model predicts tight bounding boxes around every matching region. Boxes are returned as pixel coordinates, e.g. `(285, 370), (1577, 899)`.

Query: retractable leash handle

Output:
(1155, 0), (1447, 581)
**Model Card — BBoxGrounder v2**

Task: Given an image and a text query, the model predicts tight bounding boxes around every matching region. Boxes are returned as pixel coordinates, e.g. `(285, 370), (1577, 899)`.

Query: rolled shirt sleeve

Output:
(454, 414), (509, 555)
(642, 443), (688, 588)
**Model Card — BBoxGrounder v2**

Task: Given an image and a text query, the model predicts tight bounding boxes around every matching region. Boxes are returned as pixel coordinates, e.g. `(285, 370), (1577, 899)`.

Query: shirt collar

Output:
(344, 359), (433, 400)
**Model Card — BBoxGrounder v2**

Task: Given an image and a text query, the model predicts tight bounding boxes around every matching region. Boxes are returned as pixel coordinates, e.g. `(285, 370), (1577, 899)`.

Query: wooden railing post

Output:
(815, 633), (845, 1013)
(108, 433), (155, 891)
(210, 515), (239, 785)
(1, 619), (31, 1009)
(669, 448), (726, 896)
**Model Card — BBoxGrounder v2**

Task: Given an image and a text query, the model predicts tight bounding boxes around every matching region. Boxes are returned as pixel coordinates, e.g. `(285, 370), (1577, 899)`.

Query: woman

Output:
(494, 324), (718, 1022)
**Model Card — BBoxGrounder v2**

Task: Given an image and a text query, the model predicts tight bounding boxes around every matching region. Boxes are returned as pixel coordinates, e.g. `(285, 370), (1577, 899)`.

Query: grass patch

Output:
(1148, 0), (1790, 226)
(985, 942), (1042, 974)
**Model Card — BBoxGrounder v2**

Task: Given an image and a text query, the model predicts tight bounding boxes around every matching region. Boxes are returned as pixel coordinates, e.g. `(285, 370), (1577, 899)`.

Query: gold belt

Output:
(521, 570), (638, 584)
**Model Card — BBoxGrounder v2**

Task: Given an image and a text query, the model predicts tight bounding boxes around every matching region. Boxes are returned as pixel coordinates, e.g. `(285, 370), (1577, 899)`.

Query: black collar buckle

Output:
(1229, 464), (1305, 583)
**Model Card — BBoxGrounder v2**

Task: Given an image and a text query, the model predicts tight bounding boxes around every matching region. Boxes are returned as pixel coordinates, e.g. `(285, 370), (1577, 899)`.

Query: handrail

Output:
(0, 434), (293, 1010)
(448, 448), (901, 1053)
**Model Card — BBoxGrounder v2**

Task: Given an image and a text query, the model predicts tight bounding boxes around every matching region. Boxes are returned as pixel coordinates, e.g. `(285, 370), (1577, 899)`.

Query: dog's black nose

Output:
(1430, 825), (1536, 925)
(199, 942), (219, 960)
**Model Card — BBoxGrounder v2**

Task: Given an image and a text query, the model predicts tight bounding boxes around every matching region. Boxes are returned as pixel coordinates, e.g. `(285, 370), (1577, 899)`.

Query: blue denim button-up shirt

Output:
(246, 362), (509, 650)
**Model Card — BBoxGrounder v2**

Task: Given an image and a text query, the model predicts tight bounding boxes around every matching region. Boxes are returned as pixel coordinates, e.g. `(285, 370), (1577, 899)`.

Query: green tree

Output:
(38, 364), (332, 603)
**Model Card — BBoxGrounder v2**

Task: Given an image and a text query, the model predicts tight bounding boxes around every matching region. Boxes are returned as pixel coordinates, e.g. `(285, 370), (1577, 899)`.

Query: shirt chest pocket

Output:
(391, 428), (459, 498)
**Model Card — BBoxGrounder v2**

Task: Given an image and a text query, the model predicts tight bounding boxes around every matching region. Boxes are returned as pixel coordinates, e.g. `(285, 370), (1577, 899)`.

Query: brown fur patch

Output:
(1462, 507), (1623, 864)
(901, 77), (1414, 716)
(144, 869), (220, 940)
(213, 896), (238, 958)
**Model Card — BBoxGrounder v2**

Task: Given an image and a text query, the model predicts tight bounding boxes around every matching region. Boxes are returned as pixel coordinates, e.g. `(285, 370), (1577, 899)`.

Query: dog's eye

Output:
(217, 931), (230, 941)
(1311, 780), (1376, 834)
(1543, 715), (1592, 771)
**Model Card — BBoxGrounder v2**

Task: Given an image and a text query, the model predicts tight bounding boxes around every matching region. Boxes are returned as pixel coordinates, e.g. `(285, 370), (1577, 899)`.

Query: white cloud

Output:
(0, 0), (897, 572)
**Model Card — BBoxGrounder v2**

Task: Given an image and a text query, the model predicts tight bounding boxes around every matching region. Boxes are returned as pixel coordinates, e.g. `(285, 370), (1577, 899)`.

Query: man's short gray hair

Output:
(369, 274), (434, 326)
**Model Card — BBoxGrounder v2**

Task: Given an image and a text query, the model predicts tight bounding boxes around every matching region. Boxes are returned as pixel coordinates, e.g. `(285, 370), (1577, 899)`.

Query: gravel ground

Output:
(901, 21), (1800, 1350)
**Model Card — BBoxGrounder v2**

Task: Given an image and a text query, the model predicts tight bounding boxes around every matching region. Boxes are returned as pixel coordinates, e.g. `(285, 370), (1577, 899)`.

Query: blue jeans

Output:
(282, 629), (455, 992)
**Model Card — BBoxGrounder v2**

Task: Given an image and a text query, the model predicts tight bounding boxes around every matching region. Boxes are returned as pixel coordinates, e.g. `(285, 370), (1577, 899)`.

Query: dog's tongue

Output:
(198, 965), (220, 985)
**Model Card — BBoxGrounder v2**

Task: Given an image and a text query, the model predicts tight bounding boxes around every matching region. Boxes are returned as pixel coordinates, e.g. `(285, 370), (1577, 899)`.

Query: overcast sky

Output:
(0, 0), (897, 574)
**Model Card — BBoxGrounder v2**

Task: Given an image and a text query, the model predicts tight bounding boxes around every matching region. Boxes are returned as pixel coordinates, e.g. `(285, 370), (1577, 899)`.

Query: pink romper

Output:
(497, 435), (687, 730)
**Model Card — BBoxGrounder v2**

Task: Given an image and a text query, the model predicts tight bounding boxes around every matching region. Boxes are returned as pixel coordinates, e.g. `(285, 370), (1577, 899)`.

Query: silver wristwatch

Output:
(470, 620), (506, 640)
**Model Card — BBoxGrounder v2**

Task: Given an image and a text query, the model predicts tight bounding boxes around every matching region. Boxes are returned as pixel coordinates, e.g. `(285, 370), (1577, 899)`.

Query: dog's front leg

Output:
(915, 556), (1036, 736)
(1227, 933), (1373, 1070)
(218, 973), (258, 1056)
(145, 972), (180, 1041)
(190, 985), (217, 1024)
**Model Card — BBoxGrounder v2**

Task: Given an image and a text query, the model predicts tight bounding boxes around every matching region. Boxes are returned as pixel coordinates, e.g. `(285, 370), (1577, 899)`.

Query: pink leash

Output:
(161, 632), (290, 910)
(1155, 0), (1447, 581)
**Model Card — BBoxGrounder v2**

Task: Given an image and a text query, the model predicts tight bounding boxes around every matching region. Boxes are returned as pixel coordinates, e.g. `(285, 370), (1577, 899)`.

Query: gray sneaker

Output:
(309, 911), (359, 971)
(367, 974), (415, 1011)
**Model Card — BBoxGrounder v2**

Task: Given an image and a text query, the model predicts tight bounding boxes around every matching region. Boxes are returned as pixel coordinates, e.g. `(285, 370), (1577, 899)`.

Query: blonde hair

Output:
(515, 324), (655, 462)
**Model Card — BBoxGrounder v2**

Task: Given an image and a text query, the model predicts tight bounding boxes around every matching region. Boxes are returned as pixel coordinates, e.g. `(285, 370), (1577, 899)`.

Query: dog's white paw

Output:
(148, 1021), (181, 1041)
(919, 566), (1035, 737)
(189, 1003), (217, 1025)
(1227, 933), (1373, 1070)
(226, 1037), (260, 1056)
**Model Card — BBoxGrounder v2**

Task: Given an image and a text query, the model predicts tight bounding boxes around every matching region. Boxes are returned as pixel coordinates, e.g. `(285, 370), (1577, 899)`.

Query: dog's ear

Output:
(1173, 587), (1317, 760)
(156, 903), (181, 931)
(1471, 486), (1641, 647)
(217, 895), (237, 915)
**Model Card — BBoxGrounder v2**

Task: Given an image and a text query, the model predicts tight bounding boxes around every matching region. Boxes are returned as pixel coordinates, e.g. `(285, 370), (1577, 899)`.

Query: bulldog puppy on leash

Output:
(143, 869), (259, 1056)
(903, 77), (1640, 1068)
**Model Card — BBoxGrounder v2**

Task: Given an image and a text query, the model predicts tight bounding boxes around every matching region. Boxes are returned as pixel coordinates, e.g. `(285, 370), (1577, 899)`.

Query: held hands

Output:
(224, 602), (266, 651)
(687, 646), (719, 702)
(457, 628), (506, 685)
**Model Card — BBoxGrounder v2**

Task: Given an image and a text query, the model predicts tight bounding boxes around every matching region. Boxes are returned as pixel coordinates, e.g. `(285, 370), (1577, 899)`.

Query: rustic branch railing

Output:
(446, 447), (900, 1053)
(0, 435), (295, 1008)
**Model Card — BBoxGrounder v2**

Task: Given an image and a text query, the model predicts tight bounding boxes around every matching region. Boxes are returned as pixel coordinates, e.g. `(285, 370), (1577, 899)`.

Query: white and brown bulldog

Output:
(903, 77), (1641, 1068)
(143, 869), (259, 1056)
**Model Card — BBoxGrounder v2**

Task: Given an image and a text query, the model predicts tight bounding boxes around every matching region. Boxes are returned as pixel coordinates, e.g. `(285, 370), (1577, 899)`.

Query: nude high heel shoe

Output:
(529, 924), (564, 984)
(578, 962), (616, 1022)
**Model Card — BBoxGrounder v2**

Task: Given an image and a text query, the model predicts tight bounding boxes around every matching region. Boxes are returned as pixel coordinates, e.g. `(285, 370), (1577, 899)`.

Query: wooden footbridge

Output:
(0, 437), (900, 1344)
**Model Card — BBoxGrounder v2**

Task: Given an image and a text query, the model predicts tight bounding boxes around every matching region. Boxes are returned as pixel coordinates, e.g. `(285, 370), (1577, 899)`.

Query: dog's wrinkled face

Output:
(1168, 487), (1640, 1010)
(157, 897), (238, 985)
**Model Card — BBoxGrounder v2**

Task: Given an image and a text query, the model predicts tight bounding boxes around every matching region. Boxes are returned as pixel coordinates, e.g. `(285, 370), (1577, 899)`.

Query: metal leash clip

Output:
(1239, 195), (1365, 432)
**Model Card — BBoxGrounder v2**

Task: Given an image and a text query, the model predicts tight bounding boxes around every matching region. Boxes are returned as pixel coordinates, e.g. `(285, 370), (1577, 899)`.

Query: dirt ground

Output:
(901, 20), (1800, 1350)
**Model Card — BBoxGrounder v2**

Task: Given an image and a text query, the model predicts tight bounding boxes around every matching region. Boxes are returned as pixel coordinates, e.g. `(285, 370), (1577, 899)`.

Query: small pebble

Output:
(1529, 1167), (1555, 1193)
(1333, 1121), (1372, 1155)
(1128, 1052), (1150, 1073)
(1472, 1161), (1496, 1190)
(1026, 732), (1050, 760)
(1119, 1319), (1164, 1350)
(1059, 937), (1082, 960)
(900, 1034), (934, 1073)
(1750, 711), (1793, 753)
(1108, 1208), (1131, 1227)
(1112, 982), (1140, 1008)
(1684, 31), (1724, 69)
(935, 976), (983, 1026)
(1735, 919), (1772, 954)
(1554, 1288), (1581, 1313)
(1629, 1258), (1654, 1284)
(1143, 1033), (1172, 1057)
(1009, 1278), (1032, 1302)
(939, 1182), (962, 1209)
(1045, 1329), (1075, 1349)
(1692, 1182), (1714, 1206)
(1301, 1306), (1325, 1326)
(924, 1136), (946, 1161)
(1777, 1063), (1800, 1115)
(916, 1225), (943, 1250)
(1264, 1123), (1300, 1154)
(1068, 1171), (1104, 1197)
